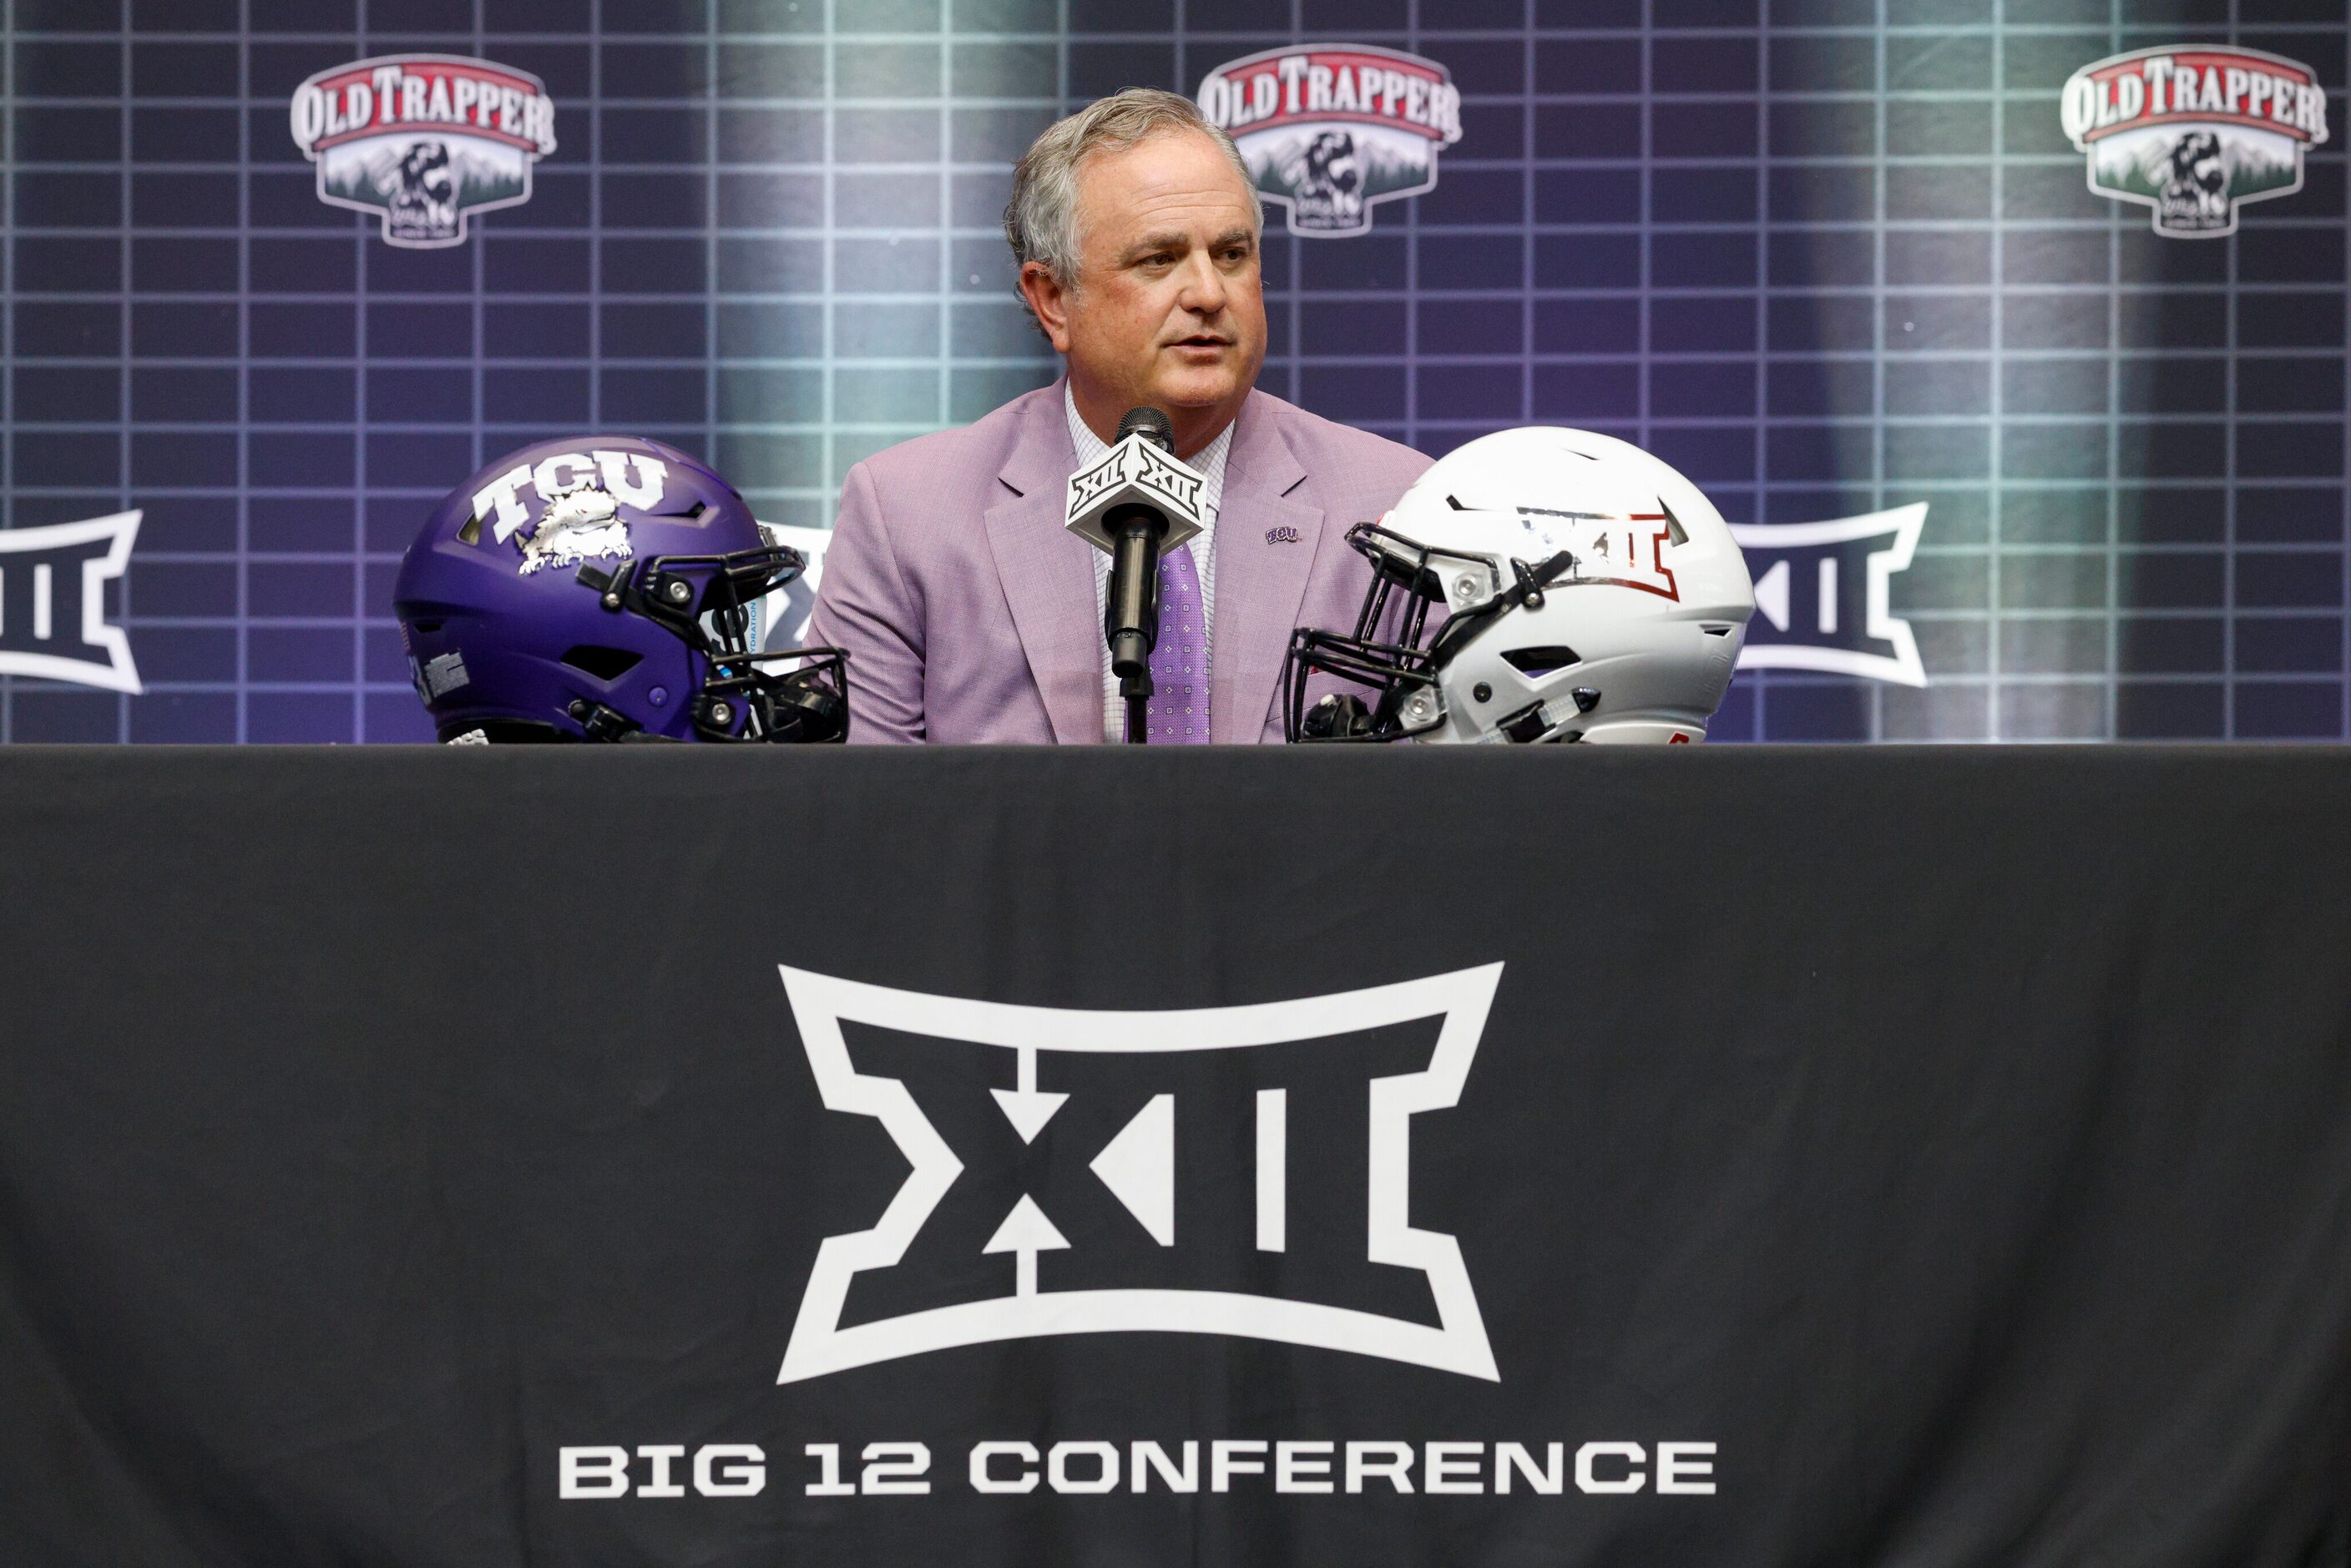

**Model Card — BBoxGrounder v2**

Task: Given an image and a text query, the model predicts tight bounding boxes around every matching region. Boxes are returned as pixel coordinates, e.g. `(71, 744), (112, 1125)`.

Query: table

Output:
(2, 746), (2345, 1565)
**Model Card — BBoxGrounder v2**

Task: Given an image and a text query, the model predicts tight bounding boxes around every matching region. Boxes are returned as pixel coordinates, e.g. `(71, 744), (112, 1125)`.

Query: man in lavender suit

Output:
(807, 89), (1431, 745)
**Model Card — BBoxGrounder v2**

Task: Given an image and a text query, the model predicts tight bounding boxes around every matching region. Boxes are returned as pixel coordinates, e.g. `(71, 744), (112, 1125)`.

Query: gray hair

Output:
(1004, 88), (1263, 316)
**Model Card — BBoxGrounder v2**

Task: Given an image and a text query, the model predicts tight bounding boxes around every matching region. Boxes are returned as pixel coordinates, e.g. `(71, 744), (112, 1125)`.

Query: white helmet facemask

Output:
(1283, 427), (1757, 746)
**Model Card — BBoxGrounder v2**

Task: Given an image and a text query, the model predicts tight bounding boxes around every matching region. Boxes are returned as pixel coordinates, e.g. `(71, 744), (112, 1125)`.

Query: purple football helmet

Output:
(393, 436), (848, 743)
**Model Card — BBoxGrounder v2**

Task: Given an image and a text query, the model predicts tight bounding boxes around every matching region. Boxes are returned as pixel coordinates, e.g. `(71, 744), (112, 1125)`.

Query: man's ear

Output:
(1018, 260), (1074, 354)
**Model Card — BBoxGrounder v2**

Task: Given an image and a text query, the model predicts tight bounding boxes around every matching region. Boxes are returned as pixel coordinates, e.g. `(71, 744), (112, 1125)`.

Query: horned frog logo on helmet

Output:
(517, 478), (631, 576)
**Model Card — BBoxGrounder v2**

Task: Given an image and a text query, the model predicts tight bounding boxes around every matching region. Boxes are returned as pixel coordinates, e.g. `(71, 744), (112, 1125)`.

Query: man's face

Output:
(1025, 129), (1267, 439)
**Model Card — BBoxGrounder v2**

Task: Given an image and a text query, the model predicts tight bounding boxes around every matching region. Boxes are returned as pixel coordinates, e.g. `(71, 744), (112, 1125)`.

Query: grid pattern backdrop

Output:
(3, 0), (2344, 743)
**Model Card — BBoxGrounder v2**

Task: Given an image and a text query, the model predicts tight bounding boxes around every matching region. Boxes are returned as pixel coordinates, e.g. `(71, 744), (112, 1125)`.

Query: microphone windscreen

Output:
(1117, 406), (1176, 450)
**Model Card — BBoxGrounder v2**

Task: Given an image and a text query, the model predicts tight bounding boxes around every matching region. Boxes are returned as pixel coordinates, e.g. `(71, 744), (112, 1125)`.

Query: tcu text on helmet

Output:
(469, 448), (668, 544)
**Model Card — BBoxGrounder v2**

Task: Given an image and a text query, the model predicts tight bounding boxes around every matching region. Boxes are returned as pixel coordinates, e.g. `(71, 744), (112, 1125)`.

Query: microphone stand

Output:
(1100, 405), (1184, 745)
(1105, 503), (1164, 744)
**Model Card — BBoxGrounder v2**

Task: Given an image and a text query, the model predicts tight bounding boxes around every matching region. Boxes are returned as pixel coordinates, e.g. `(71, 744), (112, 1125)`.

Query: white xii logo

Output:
(778, 964), (1503, 1383)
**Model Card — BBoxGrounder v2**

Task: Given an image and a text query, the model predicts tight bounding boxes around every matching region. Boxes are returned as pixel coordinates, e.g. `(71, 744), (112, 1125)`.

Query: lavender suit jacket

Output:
(807, 381), (1433, 744)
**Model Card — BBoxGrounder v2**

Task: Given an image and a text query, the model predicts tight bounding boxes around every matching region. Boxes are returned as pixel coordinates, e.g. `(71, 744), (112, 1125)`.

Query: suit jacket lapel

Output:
(1211, 394), (1320, 744)
(984, 383), (1102, 745)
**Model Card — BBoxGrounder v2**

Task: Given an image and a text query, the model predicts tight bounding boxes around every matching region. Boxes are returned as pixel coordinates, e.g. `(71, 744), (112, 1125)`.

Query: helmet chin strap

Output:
(566, 697), (650, 741)
(1301, 692), (1373, 741)
(697, 653), (852, 743)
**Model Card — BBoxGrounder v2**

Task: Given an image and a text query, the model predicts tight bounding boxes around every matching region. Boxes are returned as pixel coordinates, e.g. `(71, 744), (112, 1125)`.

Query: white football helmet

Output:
(1284, 427), (1756, 745)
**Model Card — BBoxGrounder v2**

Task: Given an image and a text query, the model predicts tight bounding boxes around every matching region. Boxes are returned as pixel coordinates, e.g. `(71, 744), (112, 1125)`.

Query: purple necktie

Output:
(1146, 544), (1208, 743)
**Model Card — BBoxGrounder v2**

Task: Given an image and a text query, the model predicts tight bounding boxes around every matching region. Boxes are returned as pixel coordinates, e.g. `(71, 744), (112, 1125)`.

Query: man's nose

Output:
(1176, 250), (1228, 315)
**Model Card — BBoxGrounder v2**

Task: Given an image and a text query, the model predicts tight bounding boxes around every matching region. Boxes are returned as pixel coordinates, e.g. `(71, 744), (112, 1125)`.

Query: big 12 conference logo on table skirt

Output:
(773, 963), (1503, 1383)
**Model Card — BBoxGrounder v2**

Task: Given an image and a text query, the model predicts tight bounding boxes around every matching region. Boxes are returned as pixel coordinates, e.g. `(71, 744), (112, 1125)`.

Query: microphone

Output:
(1063, 407), (1210, 742)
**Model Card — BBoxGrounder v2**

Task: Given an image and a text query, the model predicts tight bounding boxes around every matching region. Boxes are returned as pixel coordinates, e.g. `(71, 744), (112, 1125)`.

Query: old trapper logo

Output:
(0, 512), (143, 694)
(1730, 504), (1927, 687)
(778, 964), (1502, 1383)
(2062, 46), (2328, 238)
(291, 55), (556, 248)
(1198, 46), (1462, 237)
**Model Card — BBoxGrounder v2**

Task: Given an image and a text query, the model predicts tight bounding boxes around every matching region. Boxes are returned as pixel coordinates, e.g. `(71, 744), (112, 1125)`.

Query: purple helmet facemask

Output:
(392, 436), (849, 743)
